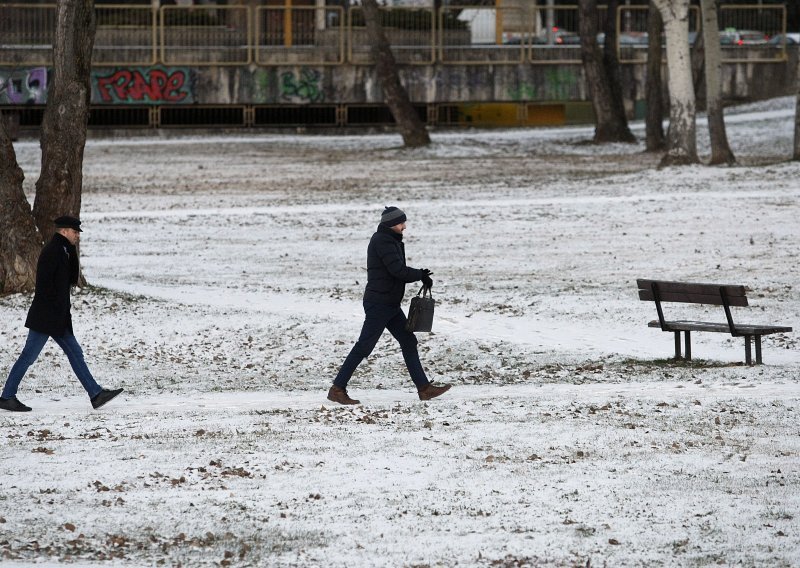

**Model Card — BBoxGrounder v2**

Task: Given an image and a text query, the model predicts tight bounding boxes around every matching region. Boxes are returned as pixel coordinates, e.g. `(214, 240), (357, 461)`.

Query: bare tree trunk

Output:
(578, 0), (635, 143)
(652, 0), (698, 167)
(795, 65), (800, 160)
(602, 0), (633, 138)
(645, 1), (665, 152)
(33, 0), (96, 241)
(361, 0), (430, 148)
(0, 114), (42, 294)
(690, 24), (706, 112)
(795, 90), (800, 160)
(700, 0), (734, 165)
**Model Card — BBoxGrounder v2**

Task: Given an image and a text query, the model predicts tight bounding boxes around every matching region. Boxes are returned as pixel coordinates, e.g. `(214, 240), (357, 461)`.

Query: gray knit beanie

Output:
(380, 206), (407, 227)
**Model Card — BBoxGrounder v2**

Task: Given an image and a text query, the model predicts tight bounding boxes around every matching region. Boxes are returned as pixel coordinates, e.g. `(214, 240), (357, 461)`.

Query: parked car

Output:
(768, 33), (800, 46)
(531, 28), (580, 46)
(719, 29), (768, 46)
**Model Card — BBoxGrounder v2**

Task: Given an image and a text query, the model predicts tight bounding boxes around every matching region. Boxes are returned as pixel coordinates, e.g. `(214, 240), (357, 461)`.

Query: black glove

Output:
(421, 269), (433, 289)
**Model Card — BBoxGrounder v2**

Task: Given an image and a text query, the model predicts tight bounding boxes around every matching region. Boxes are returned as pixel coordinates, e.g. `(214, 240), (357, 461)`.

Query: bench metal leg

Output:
(745, 335), (752, 366)
(673, 331), (682, 359)
(755, 335), (762, 365)
(684, 331), (692, 361)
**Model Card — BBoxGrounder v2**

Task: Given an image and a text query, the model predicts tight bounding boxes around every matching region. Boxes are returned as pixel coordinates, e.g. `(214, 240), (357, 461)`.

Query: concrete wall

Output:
(2, 49), (796, 127)
(149, 53), (798, 107)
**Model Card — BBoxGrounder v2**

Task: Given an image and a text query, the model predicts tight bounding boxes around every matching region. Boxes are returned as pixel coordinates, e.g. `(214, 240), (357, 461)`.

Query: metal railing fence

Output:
(160, 5), (251, 65)
(0, 3), (55, 65)
(348, 7), (436, 65)
(95, 4), (157, 66)
(439, 6), (525, 65)
(530, 5), (608, 65)
(719, 4), (787, 62)
(0, 4), (790, 68)
(616, 5), (701, 63)
(255, 6), (344, 65)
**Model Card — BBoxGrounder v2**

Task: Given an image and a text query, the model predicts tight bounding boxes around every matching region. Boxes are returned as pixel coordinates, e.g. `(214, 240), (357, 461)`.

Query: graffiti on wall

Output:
(0, 67), (48, 104)
(280, 69), (325, 103)
(507, 68), (579, 102)
(93, 67), (194, 104)
(253, 69), (271, 103)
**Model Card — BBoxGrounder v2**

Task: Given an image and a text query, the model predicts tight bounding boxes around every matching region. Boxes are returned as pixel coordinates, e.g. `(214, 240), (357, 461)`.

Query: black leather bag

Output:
(406, 285), (435, 332)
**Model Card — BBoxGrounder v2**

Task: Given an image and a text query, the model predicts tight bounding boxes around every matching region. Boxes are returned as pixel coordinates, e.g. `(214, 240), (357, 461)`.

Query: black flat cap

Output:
(54, 216), (83, 232)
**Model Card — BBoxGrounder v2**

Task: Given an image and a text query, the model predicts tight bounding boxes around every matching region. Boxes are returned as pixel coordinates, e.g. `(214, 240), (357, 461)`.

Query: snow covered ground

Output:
(1, 97), (799, 566)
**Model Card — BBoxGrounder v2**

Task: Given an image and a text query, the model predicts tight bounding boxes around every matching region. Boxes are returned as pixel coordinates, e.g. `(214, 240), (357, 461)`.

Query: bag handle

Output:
(417, 284), (433, 298)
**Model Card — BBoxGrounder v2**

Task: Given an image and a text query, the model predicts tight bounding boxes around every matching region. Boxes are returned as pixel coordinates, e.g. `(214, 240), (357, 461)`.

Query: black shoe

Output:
(91, 388), (124, 410)
(0, 396), (32, 412)
(0, 396), (31, 412)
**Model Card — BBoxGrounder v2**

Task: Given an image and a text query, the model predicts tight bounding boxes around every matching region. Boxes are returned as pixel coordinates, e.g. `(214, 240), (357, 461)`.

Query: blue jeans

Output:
(334, 301), (430, 389)
(2, 329), (102, 399)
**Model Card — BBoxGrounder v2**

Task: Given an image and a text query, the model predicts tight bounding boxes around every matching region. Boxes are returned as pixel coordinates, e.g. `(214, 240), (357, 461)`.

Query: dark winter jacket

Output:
(25, 233), (79, 337)
(363, 225), (425, 305)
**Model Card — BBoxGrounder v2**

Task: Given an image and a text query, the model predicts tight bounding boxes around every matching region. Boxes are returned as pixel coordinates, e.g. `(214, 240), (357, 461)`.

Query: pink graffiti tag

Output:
(95, 69), (189, 103)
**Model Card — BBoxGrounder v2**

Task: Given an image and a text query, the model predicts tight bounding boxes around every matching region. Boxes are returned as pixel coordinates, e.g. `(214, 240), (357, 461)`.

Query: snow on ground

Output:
(1, 97), (799, 566)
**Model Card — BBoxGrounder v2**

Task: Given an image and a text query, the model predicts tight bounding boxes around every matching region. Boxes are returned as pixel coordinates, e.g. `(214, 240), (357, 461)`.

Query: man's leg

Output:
(52, 333), (102, 398)
(333, 303), (393, 389)
(2, 330), (49, 399)
(385, 309), (430, 388)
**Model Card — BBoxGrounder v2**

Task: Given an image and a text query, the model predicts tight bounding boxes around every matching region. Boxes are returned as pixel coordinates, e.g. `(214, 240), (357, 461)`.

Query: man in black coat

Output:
(0, 216), (123, 412)
(327, 206), (451, 405)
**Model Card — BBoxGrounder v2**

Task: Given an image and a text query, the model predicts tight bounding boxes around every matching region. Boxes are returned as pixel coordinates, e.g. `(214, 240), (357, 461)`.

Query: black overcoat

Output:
(363, 225), (424, 305)
(25, 233), (79, 337)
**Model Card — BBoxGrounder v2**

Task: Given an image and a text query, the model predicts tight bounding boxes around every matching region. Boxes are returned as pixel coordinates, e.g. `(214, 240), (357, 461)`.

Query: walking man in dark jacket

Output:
(0, 216), (123, 412)
(327, 206), (451, 405)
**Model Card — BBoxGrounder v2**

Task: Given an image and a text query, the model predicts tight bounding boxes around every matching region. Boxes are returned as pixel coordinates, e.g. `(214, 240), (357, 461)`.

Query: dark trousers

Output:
(3, 329), (102, 399)
(334, 301), (430, 389)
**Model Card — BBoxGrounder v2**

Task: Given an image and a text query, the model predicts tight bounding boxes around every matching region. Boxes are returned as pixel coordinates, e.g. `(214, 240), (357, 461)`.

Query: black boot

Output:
(91, 388), (124, 410)
(0, 396), (32, 412)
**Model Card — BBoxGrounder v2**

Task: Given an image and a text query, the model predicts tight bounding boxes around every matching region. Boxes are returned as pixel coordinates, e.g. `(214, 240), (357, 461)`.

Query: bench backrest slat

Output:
(636, 279), (749, 307)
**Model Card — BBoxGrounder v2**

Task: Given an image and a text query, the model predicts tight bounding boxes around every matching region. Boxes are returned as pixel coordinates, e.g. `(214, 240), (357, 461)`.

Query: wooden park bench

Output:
(637, 279), (792, 365)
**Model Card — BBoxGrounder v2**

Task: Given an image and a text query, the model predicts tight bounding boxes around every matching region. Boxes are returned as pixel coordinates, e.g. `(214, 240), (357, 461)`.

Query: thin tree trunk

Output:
(645, 1), (665, 152)
(0, 114), (42, 294)
(33, 0), (96, 241)
(602, 0), (634, 140)
(653, 0), (699, 167)
(700, 0), (735, 165)
(361, 0), (430, 148)
(795, 89), (800, 160)
(691, 23), (706, 112)
(578, 0), (635, 143)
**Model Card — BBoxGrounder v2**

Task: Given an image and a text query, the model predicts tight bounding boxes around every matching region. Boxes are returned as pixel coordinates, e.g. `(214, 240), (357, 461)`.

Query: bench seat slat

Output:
(648, 320), (792, 334)
(638, 290), (748, 307)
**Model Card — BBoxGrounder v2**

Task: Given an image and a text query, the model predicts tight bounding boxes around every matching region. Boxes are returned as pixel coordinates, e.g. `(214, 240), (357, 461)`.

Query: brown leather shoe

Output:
(417, 383), (452, 401)
(327, 386), (360, 405)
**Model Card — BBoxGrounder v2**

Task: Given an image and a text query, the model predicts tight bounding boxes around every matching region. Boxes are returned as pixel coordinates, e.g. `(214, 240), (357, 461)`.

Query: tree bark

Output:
(645, 1), (665, 152)
(33, 0), (96, 241)
(0, 114), (42, 295)
(690, 23), (706, 112)
(361, 0), (430, 148)
(578, 0), (635, 143)
(652, 0), (699, 167)
(601, 0), (634, 138)
(795, 58), (800, 160)
(700, 0), (734, 165)
(795, 90), (800, 160)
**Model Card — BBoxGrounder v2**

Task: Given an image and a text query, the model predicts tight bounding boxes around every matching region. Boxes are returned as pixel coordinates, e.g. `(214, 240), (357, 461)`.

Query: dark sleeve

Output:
(376, 238), (423, 283)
